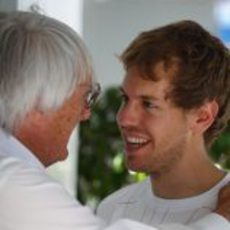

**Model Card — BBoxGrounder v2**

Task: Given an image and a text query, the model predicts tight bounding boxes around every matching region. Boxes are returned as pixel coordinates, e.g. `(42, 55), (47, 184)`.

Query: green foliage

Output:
(210, 125), (230, 169)
(77, 86), (230, 206)
(77, 87), (141, 207)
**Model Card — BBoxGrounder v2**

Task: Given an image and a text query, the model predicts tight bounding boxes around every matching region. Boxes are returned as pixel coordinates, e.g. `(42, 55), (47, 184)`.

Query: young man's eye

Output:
(143, 100), (156, 109)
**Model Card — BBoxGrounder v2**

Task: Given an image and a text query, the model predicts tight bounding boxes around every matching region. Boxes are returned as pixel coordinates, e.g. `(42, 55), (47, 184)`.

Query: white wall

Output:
(0, 0), (16, 10)
(83, 0), (218, 89)
(18, 0), (83, 33)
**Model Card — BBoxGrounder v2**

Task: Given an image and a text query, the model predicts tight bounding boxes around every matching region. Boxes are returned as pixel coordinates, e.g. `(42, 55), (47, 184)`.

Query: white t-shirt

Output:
(0, 128), (229, 230)
(97, 174), (230, 226)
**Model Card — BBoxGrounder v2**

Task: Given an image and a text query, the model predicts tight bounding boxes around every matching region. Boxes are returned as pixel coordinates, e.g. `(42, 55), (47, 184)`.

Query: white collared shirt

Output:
(0, 128), (102, 230)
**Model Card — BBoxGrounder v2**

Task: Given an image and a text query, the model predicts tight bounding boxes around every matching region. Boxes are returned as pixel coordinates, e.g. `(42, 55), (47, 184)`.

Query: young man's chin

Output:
(126, 159), (147, 173)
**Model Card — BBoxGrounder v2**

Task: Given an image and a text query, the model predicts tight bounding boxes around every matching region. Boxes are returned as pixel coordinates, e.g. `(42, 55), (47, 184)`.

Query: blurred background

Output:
(1, 0), (230, 209)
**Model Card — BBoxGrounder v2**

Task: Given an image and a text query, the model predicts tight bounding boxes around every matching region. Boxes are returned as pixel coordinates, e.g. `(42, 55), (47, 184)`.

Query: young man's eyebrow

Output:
(140, 95), (159, 101)
(119, 87), (159, 101)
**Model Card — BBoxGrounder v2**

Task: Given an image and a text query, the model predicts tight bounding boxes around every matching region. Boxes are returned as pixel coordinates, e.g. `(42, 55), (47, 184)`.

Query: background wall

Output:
(0, 0), (16, 10)
(83, 0), (218, 88)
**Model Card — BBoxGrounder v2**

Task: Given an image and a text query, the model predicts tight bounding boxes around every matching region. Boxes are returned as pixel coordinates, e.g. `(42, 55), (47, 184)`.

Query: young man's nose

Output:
(117, 104), (140, 128)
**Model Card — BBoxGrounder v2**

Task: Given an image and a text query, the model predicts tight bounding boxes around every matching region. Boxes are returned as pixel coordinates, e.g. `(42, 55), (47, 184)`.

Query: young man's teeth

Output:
(127, 137), (147, 144)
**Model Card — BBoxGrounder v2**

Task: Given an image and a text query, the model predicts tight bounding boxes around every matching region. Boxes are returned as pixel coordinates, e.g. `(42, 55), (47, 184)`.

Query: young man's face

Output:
(117, 64), (193, 175)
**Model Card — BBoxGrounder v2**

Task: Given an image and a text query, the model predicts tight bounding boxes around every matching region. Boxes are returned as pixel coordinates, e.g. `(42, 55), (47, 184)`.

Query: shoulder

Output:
(0, 153), (102, 229)
(0, 153), (28, 182)
(0, 153), (72, 211)
(97, 178), (149, 214)
(101, 178), (148, 203)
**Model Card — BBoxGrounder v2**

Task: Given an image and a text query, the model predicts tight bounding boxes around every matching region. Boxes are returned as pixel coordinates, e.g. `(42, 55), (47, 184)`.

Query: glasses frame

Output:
(86, 83), (101, 107)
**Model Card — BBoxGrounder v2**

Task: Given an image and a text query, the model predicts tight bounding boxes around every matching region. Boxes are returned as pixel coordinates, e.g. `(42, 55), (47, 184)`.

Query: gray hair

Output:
(0, 11), (93, 132)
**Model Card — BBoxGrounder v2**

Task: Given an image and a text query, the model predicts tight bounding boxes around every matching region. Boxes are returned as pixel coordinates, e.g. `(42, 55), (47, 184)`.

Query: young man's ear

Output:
(189, 100), (219, 134)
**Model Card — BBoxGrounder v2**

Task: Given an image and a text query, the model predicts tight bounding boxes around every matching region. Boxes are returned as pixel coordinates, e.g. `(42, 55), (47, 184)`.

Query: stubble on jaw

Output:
(125, 132), (186, 179)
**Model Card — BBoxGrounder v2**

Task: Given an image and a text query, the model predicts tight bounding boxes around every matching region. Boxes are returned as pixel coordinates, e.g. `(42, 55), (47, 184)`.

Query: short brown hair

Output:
(121, 20), (230, 146)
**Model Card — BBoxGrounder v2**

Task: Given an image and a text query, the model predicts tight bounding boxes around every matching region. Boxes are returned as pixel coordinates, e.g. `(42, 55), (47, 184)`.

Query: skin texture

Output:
(117, 64), (225, 198)
(14, 81), (92, 167)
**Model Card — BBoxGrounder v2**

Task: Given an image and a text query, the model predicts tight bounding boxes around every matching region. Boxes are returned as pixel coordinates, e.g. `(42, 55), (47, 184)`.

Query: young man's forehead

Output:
(125, 60), (179, 83)
(121, 75), (172, 103)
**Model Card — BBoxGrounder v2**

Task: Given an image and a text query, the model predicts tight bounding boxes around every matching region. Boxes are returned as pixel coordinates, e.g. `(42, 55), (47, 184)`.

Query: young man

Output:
(2, 12), (229, 230)
(97, 20), (230, 228)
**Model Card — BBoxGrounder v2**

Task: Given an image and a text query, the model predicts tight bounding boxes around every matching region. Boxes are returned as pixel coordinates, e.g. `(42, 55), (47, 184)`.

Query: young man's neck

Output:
(150, 147), (226, 199)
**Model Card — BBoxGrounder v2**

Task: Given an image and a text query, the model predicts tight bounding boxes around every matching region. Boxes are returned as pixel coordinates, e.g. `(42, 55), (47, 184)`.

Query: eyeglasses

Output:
(86, 83), (101, 107)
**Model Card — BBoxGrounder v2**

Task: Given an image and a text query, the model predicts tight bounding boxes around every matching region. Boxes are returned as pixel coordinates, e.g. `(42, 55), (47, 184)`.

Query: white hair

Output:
(0, 11), (94, 132)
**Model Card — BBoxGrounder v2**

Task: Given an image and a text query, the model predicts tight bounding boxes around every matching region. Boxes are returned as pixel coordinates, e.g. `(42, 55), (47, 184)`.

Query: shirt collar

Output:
(0, 128), (45, 170)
